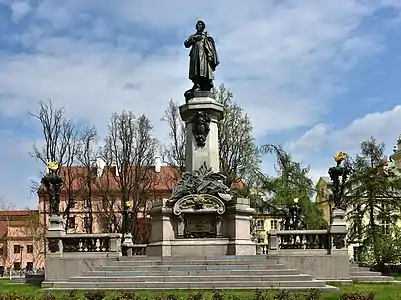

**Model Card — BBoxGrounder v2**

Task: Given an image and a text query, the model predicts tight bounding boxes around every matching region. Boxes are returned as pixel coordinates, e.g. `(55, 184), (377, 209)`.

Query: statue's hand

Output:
(193, 34), (202, 41)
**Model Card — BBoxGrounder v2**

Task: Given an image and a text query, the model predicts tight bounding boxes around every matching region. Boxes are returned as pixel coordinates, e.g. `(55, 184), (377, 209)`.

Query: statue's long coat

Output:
(185, 32), (219, 81)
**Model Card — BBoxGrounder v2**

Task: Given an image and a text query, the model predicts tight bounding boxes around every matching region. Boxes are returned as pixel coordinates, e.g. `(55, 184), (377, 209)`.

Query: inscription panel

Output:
(185, 214), (216, 238)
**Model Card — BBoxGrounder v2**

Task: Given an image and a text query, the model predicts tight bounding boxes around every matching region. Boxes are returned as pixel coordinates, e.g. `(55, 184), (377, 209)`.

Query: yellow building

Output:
(316, 136), (401, 262)
(252, 206), (286, 243)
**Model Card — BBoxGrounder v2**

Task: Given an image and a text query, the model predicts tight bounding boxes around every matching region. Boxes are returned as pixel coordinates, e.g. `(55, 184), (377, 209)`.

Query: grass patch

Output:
(1, 279), (401, 299)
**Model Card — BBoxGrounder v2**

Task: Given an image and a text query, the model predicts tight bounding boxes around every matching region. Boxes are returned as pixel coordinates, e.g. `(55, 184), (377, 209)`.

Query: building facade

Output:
(0, 210), (45, 273)
(38, 161), (178, 238)
(316, 135), (401, 262)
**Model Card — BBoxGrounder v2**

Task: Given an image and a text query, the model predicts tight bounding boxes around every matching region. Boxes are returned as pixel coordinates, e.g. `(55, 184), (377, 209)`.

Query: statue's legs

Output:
(198, 77), (213, 91)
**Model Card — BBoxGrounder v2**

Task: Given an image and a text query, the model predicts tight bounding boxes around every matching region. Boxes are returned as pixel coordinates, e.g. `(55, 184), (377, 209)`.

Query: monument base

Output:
(147, 197), (256, 257)
(147, 238), (230, 257)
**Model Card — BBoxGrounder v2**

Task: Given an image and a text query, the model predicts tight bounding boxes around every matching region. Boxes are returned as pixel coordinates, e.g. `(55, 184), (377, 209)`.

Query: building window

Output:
(84, 217), (91, 230)
(0, 247), (3, 256)
(26, 262), (33, 271)
(353, 246), (361, 263)
(27, 245), (33, 254)
(256, 220), (264, 230)
(67, 217), (76, 229)
(13, 262), (21, 270)
(381, 220), (390, 235)
(84, 198), (91, 209)
(91, 166), (98, 177)
(270, 220), (278, 230)
(69, 198), (76, 208)
(14, 245), (21, 254)
(352, 222), (361, 236)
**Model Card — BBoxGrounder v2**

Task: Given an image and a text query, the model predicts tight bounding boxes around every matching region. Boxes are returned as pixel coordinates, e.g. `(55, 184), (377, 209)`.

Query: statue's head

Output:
(196, 20), (205, 33)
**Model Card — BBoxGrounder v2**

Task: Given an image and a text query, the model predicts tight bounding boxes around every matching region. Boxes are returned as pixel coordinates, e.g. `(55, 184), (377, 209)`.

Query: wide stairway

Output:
(42, 255), (338, 291)
(349, 263), (399, 283)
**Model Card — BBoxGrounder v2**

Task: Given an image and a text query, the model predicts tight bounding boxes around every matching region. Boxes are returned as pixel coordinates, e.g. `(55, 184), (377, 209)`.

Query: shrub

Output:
(212, 289), (224, 300)
(61, 291), (78, 300)
(303, 290), (322, 300)
(273, 291), (292, 300)
(84, 291), (106, 300)
(187, 291), (204, 300)
(40, 293), (56, 300)
(340, 292), (375, 300)
(253, 289), (264, 300)
(112, 291), (140, 300)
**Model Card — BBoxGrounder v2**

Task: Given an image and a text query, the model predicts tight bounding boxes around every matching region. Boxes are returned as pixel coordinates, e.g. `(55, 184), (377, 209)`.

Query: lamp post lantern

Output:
(328, 152), (351, 210)
(328, 151), (351, 250)
(41, 162), (63, 216)
(289, 198), (302, 230)
(41, 161), (65, 253)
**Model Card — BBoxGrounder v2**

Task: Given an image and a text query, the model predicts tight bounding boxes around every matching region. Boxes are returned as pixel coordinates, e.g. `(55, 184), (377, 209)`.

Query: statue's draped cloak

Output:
(185, 33), (219, 81)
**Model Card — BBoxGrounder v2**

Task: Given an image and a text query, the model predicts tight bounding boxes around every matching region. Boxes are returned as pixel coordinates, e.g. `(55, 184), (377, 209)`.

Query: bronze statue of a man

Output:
(184, 20), (219, 94)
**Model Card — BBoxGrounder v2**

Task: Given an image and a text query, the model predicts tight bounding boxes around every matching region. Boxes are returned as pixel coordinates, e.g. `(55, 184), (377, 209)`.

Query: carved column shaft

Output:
(180, 97), (224, 173)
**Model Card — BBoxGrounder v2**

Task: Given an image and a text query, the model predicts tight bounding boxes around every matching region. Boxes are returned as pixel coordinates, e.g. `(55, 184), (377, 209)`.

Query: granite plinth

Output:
(179, 96), (224, 173)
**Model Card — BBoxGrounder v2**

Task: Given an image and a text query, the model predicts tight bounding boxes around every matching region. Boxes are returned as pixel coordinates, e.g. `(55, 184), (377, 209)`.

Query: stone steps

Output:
(42, 255), (339, 291)
(113, 260), (275, 265)
(82, 269), (301, 276)
(69, 274), (313, 282)
(349, 264), (397, 283)
(43, 280), (337, 291)
(93, 264), (288, 272)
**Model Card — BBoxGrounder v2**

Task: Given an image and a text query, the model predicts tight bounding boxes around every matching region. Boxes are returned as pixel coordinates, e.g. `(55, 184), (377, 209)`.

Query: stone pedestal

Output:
(147, 196), (256, 257)
(329, 208), (348, 251)
(122, 233), (134, 256)
(225, 198), (256, 255)
(180, 96), (224, 173)
(146, 199), (175, 256)
(46, 214), (65, 256)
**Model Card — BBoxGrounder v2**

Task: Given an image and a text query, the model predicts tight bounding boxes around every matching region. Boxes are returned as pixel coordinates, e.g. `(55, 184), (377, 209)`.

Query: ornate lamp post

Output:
(41, 162), (64, 253)
(122, 200), (134, 256)
(328, 152), (351, 250)
(289, 198), (302, 230)
(41, 162), (63, 216)
(328, 152), (351, 210)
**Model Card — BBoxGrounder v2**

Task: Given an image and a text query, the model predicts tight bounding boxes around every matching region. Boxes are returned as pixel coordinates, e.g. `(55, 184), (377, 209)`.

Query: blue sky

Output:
(1, 0), (401, 209)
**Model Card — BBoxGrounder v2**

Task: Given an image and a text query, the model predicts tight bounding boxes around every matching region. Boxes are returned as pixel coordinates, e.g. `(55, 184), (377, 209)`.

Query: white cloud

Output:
(10, 1), (31, 23)
(288, 105), (401, 184)
(0, 0), (389, 136)
(0, 0), (401, 207)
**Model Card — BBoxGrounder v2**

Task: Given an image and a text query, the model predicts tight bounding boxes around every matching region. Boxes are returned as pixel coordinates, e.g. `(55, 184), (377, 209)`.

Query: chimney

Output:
(154, 156), (162, 173)
(95, 157), (106, 177)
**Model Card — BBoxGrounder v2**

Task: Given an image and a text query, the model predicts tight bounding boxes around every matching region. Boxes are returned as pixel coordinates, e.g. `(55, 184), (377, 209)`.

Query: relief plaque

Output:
(185, 214), (216, 238)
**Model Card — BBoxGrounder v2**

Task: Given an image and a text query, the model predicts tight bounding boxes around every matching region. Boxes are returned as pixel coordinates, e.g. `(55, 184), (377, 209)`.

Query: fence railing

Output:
(269, 229), (330, 251)
(47, 233), (149, 256)
(47, 233), (122, 254)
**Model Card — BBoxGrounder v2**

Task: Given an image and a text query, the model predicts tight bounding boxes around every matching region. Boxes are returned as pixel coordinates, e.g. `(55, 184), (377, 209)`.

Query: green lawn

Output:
(1, 278), (401, 299)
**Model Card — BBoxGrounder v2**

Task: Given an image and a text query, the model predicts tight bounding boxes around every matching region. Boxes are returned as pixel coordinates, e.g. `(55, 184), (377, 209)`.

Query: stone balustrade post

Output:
(46, 214), (65, 256)
(329, 208), (347, 250)
(109, 234), (122, 253)
(268, 229), (278, 250)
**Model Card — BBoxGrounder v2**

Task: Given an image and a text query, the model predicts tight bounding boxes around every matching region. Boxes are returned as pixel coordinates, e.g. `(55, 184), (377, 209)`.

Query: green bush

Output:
(339, 292), (375, 300)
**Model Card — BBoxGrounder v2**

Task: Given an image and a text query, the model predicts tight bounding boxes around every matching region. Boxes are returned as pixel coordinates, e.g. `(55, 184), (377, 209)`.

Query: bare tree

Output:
(160, 84), (261, 193)
(29, 100), (81, 233)
(76, 125), (98, 233)
(215, 84), (261, 188)
(101, 111), (159, 242)
(161, 99), (186, 172)
(19, 210), (46, 271)
(0, 199), (18, 278)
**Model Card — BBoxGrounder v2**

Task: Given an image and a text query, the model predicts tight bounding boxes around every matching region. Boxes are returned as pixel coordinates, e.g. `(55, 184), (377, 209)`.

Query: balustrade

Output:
(268, 230), (332, 251)
(47, 233), (122, 254)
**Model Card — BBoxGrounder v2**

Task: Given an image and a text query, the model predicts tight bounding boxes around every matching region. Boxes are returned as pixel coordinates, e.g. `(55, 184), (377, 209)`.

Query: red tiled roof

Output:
(38, 165), (245, 194)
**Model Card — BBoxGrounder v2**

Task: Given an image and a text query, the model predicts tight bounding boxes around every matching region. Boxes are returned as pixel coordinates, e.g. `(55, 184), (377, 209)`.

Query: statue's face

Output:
(196, 22), (205, 33)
